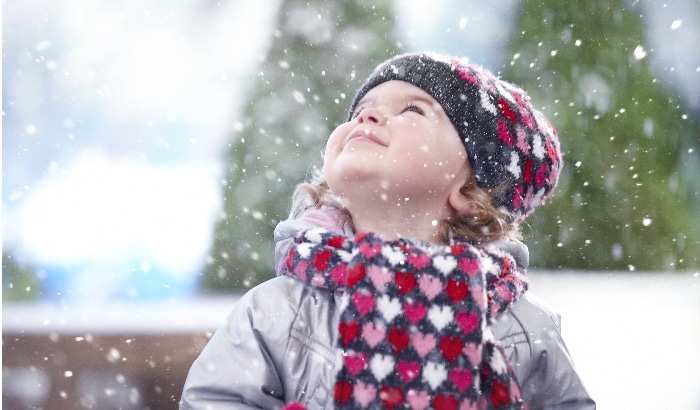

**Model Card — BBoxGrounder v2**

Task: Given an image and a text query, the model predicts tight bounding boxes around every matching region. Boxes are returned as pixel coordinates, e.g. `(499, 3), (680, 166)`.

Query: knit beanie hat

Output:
(347, 53), (562, 223)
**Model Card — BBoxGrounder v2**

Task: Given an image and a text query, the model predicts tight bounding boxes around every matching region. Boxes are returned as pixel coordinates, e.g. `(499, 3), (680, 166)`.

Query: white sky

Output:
(3, 0), (698, 299)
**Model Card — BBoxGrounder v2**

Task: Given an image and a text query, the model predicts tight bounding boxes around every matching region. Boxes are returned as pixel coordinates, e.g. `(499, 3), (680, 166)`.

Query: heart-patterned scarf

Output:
(280, 228), (529, 410)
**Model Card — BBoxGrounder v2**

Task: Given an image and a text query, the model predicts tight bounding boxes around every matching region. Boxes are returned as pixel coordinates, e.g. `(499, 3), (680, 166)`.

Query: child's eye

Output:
(402, 103), (425, 116)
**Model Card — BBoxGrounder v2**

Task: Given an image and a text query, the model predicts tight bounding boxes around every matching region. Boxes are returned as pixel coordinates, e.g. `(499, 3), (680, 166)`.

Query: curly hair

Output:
(289, 165), (521, 244)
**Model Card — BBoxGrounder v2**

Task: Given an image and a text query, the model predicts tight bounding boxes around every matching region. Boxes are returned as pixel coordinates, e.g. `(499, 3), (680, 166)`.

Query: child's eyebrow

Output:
(355, 92), (436, 109)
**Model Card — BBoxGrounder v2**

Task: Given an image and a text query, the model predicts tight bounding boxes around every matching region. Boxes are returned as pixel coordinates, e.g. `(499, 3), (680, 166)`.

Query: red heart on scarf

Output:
(404, 302), (426, 325)
(449, 368), (474, 393)
(352, 292), (375, 317)
(312, 249), (331, 270)
(395, 271), (417, 296)
(450, 243), (466, 256)
(379, 386), (404, 410)
(339, 321), (360, 346)
(407, 252), (431, 269)
(285, 247), (296, 270)
(439, 335), (462, 363)
(446, 279), (468, 303)
(432, 393), (458, 410)
(397, 360), (420, 383)
(388, 327), (410, 354)
(501, 256), (512, 276)
(346, 263), (366, 287)
(344, 352), (368, 376)
(490, 379), (511, 407)
(455, 311), (480, 334)
(334, 380), (353, 405)
(328, 235), (345, 249)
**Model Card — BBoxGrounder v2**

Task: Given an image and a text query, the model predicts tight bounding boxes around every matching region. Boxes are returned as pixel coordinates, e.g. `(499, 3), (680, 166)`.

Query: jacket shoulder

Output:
(491, 293), (595, 410)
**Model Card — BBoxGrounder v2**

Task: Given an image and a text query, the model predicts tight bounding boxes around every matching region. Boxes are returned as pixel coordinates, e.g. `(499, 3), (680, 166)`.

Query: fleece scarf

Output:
(280, 228), (529, 410)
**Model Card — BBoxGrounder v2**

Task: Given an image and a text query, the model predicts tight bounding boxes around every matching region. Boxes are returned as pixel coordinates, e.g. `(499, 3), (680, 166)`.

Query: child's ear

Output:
(448, 188), (474, 214)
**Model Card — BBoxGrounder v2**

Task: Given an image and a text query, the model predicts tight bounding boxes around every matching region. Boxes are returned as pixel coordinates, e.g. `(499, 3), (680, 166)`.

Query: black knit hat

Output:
(347, 53), (562, 223)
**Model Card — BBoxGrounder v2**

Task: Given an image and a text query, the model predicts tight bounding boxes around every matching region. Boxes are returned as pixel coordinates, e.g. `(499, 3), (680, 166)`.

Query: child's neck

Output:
(349, 205), (446, 244)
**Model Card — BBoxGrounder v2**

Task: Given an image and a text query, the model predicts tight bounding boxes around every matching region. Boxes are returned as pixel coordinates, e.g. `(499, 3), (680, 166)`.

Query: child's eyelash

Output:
(403, 102), (425, 115)
(351, 102), (424, 120)
(351, 105), (366, 119)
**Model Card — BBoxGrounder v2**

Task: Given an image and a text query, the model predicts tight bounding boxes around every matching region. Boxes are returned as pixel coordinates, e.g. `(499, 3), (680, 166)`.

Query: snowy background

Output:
(3, 0), (700, 409)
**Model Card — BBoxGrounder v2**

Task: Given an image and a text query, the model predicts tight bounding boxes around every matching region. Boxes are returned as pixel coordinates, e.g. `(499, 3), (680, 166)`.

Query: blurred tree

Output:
(506, 0), (700, 270)
(203, 0), (400, 292)
(3, 252), (40, 301)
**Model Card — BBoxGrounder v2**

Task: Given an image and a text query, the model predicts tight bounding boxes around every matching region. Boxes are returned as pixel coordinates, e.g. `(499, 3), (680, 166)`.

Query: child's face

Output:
(324, 80), (469, 214)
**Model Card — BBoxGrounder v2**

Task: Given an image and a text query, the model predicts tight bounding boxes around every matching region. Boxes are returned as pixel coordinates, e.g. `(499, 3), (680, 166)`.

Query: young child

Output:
(180, 53), (595, 409)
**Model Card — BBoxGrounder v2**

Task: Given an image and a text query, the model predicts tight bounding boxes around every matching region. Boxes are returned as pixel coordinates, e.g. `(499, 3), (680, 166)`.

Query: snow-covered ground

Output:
(4, 272), (699, 409)
(529, 271), (700, 410)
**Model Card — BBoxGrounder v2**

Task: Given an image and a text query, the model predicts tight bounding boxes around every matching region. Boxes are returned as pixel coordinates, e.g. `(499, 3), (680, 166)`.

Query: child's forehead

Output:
(356, 80), (439, 107)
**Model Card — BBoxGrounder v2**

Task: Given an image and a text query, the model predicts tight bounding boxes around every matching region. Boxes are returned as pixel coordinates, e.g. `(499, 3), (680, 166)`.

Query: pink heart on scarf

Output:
(359, 241), (381, 259)
(460, 398), (479, 410)
(455, 311), (480, 334)
(352, 292), (375, 317)
(293, 260), (308, 282)
(353, 381), (377, 408)
(397, 360), (420, 383)
(404, 302), (426, 325)
(411, 332), (436, 358)
(362, 322), (386, 348)
(407, 252), (431, 269)
(406, 389), (430, 410)
(449, 368), (474, 393)
(311, 273), (325, 287)
(462, 342), (482, 367)
(368, 265), (391, 289)
(418, 275), (442, 301)
(344, 351), (368, 376)
(329, 265), (347, 285)
(470, 283), (486, 311)
(458, 256), (480, 275)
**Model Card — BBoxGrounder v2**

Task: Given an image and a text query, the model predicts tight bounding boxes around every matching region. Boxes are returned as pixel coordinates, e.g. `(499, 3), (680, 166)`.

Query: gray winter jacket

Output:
(180, 220), (595, 409)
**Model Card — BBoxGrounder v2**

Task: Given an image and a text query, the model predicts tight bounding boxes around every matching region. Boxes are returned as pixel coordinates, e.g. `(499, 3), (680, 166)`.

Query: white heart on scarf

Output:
(422, 361), (447, 390)
(479, 253), (499, 276)
(382, 244), (406, 266)
(377, 294), (402, 323)
(304, 228), (324, 244)
(370, 354), (395, 382)
(296, 242), (314, 259)
(427, 304), (453, 332)
(489, 348), (508, 375)
(432, 255), (457, 276)
(338, 249), (353, 263)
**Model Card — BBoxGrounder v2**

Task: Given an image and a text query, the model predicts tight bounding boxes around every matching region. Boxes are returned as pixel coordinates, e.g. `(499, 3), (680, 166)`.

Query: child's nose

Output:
(357, 107), (387, 125)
